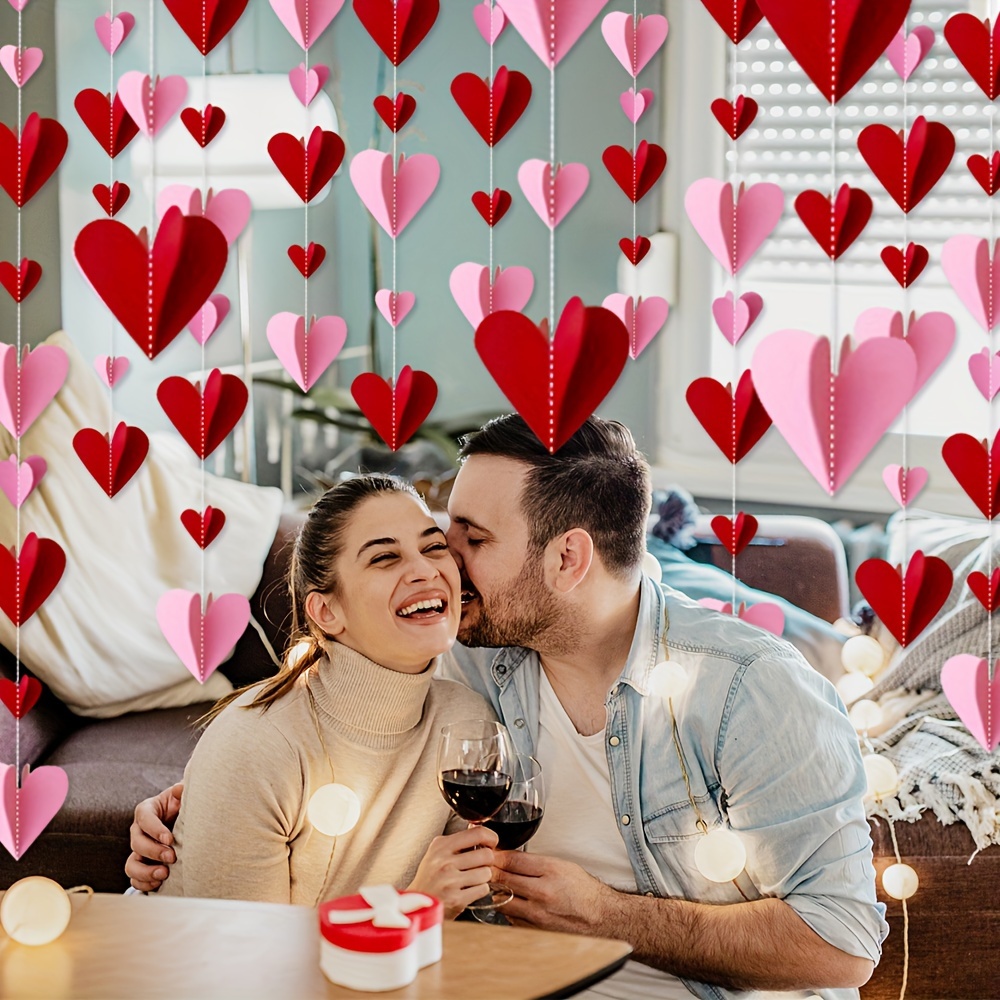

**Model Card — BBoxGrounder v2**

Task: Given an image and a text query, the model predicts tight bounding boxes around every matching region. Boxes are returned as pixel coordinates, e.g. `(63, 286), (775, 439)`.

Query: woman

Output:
(157, 475), (497, 915)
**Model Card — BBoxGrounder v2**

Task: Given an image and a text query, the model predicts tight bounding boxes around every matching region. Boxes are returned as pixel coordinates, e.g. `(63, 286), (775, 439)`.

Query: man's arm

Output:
(126, 783), (182, 891)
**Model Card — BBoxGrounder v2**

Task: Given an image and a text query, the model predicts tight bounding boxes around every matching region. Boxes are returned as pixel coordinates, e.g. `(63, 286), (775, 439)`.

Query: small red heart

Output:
(162, 0), (249, 54)
(158, 368), (249, 460)
(698, 0), (764, 43)
(0, 258), (42, 303)
(880, 242), (929, 288)
(0, 533), (66, 627)
(74, 89), (139, 158)
(268, 126), (345, 204)
(92, 180), (130, 217)
(945, 13), (1000, 101)
(351, 366), (438, 451)
(373, 92), (417, 133)
(618, 236), (651, 266)
(711, 512), (759, 556)
(603, 141), (667, 203)
(451, 67), (532, 147)
(795, 184), (872, 260)
(968, 567), (1000, 613)
(471, 188), (512, 227)
(0, 113), (69, 208)
(180, 506), (227, 549)
(73, 421), (150, 497)
(710, 95), (758, 140)
(180, 104), (227, 147)
(968, 151), (1000, 197)
(0, 676), (43, 720)
(942, 432), (1000, 520)
(686, 370), (772, 464)
(287, 242), (327, 278)
(855, 551), (953, 647)
(353, 0), (440, 66)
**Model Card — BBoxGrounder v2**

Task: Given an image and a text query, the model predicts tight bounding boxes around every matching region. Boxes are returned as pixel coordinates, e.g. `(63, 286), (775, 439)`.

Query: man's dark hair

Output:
(459, 415), (651, 579)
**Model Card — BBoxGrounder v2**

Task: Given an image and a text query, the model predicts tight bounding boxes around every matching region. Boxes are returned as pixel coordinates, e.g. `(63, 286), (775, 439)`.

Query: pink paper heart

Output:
(349, 151), (441, 238)
(6, 0), (30, 10)
(0, 45), (43, 88)
(969, 348), (1000, 401)
(473, 0), (506, 44)
(517, 159), (589, 229)
(712, 291), (764, 345)
(93, 354), (130, 387)
(375, 289), (415, 328)
(601, 12), (668, 76)
(94, 12), (135, 54)
(0, 454), (46, 508)
(156, 590), (251, 684)
(752, 331), (918, 495)
(268, 0), (345, 50)
(881, 464), (928, 508)
(620, 87), (654, 124)
(187, 294), (231, 344)
(266, 312), (347, 391)
(941, 655), (1000, 753)
(602, 294), (669, 359)
(698, 599), (784, 636)
(498, 0), (608, 67)
(885, 25), (933, 81)
(117, 71), (187, 138)
(156, 184), (251, 247)
(685, 179), (784, 276)
(0, 763), (69, 860)
(449, 262), (535, 329)
(289, 62), (330, 106)
(0, 343), (69, 440)
(942, 235), (1000, 333)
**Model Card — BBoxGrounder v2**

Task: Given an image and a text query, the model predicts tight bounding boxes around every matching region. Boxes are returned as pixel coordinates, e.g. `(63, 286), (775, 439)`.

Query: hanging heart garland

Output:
(0, 763), (69, 860)
(942, 432), (1000, 520)
(162, 0), (251, 55)
(451, 68), (532, 147)
(685, 370), (772, 465)
(497, 0), (608, 68)
(351, 366), (438, 452)
(350, 151), (441, 236)
(944, 13), (1000, 102)
(450, 263), (534, 330)
(941, 656), (1000, 753)
(73, 422), (150, 498)
(697, 0), (763, 45)
(0, 113), (68, 208)
(794, 184), (872, 260)
(156, 590), (251, 683)
(0, 257), (42, 303)
(74, 90), (139, 158)
(0, 533), (66, 627)
(266, 313), (348, 391)
(268, 127), (346, 204)
(0, 342), (68, 440)
(353, 0), (439, 66)
(158, 370), (249, 461)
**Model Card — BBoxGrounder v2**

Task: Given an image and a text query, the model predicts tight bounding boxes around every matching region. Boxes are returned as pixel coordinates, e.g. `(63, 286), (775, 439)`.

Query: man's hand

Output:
(408, 826), (499, 920)
(125, 782), (184, 892)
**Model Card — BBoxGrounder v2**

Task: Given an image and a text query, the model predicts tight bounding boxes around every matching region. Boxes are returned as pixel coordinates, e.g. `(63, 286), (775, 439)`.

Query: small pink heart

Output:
(969, 348), (1000, 401)
(517, 159), (590, 229)
(116, 71), (187, 138)
(375, 289), (415, 328)
(187, 294), (231, 344)
(941, 654), (1000, 752)
(449, 263), (535, 329)
(711, 291), (764, 345)
(881, 464), (928, 508)
(156, 590), (251, 684)
(698, 598), (784, 636)
(942, 236), (1000, 334)
(268, 0), (345, 50)
(0, 454), (46, 508)
(6, 0), (31, 10)
(266, 312), (347, 391)
(885, 25), (933, 81)
(289, 62), (330, 107)
(156, 184), (251, 247)
(0, 45), (43, 88)
(93, 354), (130, 387)
(0, 763), (69, 859)
(349, 151), (441, 238)
(602, 293), (669, 359)
(601, 11), (669, 76)
(94, 11), (135, 54)
(473, 0), (506, 44)
(0, 343), (69, 440)
(620, 87), (654, 124)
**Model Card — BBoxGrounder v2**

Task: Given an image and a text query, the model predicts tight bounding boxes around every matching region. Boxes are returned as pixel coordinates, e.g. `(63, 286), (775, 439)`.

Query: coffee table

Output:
(0, 892), (632, 999)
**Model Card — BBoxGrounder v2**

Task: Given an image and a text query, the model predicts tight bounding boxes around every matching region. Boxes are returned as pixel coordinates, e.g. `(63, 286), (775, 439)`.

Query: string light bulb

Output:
(882, 863), (919, 900)
(642, 551), (663, 583)
(308, 783), (362, 836)
(648, 660), (691, 701)
(0, 877), (75, 946)
(841, 635), (885, 676)
(863, 755), (899, 799)
(849, 699), (884, 733)
(836, 671), (874, 704)
(694, 828), (747, 883)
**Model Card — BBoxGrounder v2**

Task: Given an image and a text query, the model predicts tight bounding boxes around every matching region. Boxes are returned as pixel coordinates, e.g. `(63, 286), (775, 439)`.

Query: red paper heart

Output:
(710, 95), (758, 139)
(353, 0), (438, 67)
(619, 236), (651, 266)
(968, 568), (1000, 613)
(756, 0), (910, 103)
(686, 370), (772, 464)
(794, 184), (872, 260)
(968, 151), (1000, 197)
(162, 0), (250, 54)
(471, 188), (512, 227)
(180, 506), (227, 549)
(157, 368), (248, 460)
(0, 113), (68, 208)
(72, 421), (149, 497)
(0, 533), (66, 627)
(0, 676), (42, 720)
(74, 89), (139, 158)
(0, 258), (41, 303)
(698, 0), (763, 43)
(881, 242), (929, 288)
(268, 126), (345, 204)
(351, 366), (438, 451)
(944, 13), (1000, 101)
(180, 104), (226, 147)
(287, 242), (327, 278)
(603, 141), (667, 203)
(858, 117), (955, 213)
(711, 512), (759, 556)
(474, 298), (630, 454)
(451, 67), (532, 147)
(74, 208), (229, 360)
(942, 432), (1000, 520)
(92, 181), (130, 217)
(373, 92), (417, 132)
(855, 551), (953, 647)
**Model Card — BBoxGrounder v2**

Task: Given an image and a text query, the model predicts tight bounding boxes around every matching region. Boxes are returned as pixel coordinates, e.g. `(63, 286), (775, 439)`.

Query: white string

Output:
(730, 12), (739, 606)
(887, 818), (910, 1000)
(200, 1), (209, 673)
(14, 0), (23, 835)
(147, 0), (155, 362)
(989, 16), (996, 729)
(108, 0), (116, 434)
(391, 6), (398, 449)
(547, 3), (555, 451)
(488, 1), (495, 313)
(828, 0), (838, 498)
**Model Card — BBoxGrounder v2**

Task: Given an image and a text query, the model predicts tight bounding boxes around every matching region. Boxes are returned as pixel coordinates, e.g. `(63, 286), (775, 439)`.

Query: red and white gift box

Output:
(318, 885), (444, 992)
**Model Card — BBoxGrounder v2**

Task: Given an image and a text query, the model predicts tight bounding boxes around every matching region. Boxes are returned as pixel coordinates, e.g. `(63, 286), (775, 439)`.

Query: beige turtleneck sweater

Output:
(160, 643), (491, 906)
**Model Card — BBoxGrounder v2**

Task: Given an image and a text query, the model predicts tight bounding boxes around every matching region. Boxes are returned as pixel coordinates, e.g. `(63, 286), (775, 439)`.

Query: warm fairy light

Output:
(308, 783), (362, 836)
(863, 755), (899, 799)
(837, 671), (874, 704)
(694, 828), (747, 883)
(882, 863), (919, 901)
(841, 635), (885, 676)
(0, 877), (73, 946)
(287, 641), (313, 668)
(648, 660), (691, 701)
(642, 551), (663, 583)
(849, 700), (884, 733)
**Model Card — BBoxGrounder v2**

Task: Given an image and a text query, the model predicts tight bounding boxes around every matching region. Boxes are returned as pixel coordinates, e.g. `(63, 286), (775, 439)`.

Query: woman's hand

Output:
(124, 782), (184, 892)
(407, 826), (499, 920)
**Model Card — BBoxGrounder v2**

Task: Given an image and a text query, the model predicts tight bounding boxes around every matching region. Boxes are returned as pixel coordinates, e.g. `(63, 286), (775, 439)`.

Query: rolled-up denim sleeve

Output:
(717, 647), (889, 963)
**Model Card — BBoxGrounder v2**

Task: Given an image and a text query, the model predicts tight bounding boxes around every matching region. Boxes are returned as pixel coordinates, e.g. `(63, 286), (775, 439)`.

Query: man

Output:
(128, 415), (886, 999)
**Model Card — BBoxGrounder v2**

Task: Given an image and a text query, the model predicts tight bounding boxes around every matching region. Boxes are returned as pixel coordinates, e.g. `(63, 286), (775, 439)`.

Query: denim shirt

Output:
(441, 575), (888, 1000)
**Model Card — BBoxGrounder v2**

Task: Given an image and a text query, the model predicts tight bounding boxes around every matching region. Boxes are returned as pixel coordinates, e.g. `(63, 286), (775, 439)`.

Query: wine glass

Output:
(483, 754), (545, 851)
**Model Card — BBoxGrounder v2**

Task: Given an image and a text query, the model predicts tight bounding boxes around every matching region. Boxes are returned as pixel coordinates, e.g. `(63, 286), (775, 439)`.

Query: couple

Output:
(127, 414), (887, 1000)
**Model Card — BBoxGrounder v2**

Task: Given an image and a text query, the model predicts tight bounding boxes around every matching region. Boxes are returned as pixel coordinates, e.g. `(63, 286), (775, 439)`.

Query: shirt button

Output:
(609, 735), (620, 747)
(621, 814), (631, 826)
(645, 891), (655, 897)
(497, 665), (507, 675)
(514, 718), (525, 729)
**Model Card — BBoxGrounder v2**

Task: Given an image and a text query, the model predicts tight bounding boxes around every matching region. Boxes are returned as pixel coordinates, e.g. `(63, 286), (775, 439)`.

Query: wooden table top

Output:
(0, 892), (632, 1000)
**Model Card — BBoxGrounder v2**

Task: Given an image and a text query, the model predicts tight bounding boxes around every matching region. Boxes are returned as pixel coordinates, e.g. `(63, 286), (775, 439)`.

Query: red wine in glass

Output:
(483, 800), (544, 850)
(439, 768), (512, 822)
